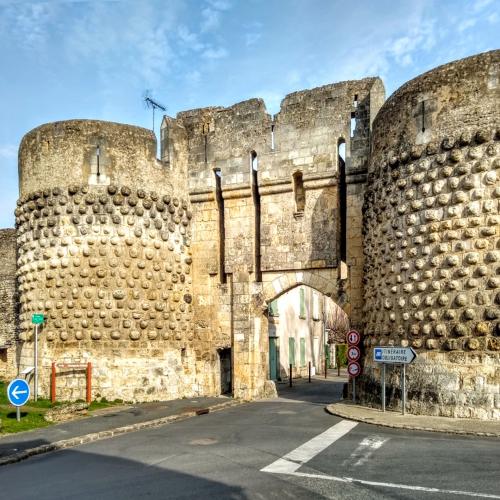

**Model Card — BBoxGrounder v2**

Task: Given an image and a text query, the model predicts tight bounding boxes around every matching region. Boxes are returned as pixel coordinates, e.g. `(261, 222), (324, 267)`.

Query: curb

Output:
(0, 399), (243, 467)
(325, 404), (500, 438)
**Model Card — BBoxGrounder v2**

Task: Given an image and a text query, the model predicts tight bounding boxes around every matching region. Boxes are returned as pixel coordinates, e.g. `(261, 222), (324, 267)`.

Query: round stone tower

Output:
(362, 50), (500, 418)
(16, 120), (200, 402)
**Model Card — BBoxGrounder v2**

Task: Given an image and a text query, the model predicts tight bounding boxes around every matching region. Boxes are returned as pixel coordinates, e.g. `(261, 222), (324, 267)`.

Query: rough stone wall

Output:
(15, 120), (211, 402)
(163, 78), (384, 399)
(362, 50), (500, 418)
(0, 229), (18, 378)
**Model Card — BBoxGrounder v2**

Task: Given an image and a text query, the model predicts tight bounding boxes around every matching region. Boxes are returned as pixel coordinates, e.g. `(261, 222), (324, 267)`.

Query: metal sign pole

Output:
(34, 323), (38, 401)
(16, 406), (20, 422)
(382, 363), (386, 412)
(352, 378), (356, 402)
(402, 364), (406, 415)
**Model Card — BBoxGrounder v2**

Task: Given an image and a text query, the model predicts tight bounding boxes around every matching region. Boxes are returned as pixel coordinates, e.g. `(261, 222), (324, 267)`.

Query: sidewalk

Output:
(0, 395), (242, 466)
(326, 400), (500, 437)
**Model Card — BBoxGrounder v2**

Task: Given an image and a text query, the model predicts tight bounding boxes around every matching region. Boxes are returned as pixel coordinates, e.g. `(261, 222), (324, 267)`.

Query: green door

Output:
(289, 338), (296, 366)
(269, 337), (278, 380)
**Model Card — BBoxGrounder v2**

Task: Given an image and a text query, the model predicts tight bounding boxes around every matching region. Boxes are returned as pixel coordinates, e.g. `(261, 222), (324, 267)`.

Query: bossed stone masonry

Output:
(361, 50), (500, 419)
(13, 120), (218, 402)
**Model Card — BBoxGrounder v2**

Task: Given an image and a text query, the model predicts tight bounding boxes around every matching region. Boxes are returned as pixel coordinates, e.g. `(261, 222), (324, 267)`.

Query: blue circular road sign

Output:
(7, 378), (31, 407)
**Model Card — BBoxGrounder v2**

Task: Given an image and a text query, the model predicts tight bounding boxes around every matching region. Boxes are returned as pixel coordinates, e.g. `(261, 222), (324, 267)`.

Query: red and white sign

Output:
(347, 346), (361, 362)
(347, 361), (361, 377)
(347, 330), (361, 345)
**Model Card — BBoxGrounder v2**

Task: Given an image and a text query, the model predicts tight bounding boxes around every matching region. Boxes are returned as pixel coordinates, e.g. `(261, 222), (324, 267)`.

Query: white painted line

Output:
(290, 471), (500, 499)
(261, 420), (358, 474)
(261, 421), (499, 499)
(342, 435), (389, 467)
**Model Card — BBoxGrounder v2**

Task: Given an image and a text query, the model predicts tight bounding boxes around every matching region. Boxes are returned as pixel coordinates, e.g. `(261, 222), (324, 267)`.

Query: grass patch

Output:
(0, 405), (51, 434)
(0, 380), (123, 434)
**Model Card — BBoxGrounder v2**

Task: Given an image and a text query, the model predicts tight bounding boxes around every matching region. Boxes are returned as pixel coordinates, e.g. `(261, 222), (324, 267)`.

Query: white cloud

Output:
(201, 6), (220, 32)
(487, 12), (498, 23)
(207, 0), (231, 10)
(0, 2), (58, 50)
(458, 18), (477, 32)
(203, 47), (228, 59)
(245, 32), (261, 47)
(473, 0), (493, 12)
(185, 69), (201, 86)
(177, 25), (205, 51)
(0, 145), (17, 159)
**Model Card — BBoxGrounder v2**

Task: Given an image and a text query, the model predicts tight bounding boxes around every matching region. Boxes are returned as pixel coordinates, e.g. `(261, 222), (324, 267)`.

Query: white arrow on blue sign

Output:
(7, 378), (31, 407)
(373, 347), (417, 364)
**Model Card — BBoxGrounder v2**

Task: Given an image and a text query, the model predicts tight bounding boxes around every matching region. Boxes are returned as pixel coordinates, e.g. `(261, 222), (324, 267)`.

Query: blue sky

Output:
(0, 0), (498, 228)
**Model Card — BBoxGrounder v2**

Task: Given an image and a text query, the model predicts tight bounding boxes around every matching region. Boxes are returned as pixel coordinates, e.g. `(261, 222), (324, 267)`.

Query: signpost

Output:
(7, 379), (31, 422)
(347, 330), (361, 402)
(32, 313), (44, 401)
(373, 346), (417, 415)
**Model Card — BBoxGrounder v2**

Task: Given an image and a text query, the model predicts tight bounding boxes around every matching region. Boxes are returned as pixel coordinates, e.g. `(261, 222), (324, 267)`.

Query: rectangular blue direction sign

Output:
(374, 347), (416, 364)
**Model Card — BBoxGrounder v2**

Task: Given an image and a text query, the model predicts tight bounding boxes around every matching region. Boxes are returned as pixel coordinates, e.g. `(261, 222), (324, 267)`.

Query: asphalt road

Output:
(1, 379), (498, 500)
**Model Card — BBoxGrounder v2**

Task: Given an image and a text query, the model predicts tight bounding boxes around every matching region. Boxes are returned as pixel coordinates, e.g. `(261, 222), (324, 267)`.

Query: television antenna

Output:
(143, 91), (166, 132)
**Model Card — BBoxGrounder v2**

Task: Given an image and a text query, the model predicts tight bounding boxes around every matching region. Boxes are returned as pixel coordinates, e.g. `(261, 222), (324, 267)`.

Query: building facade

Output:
(0, 50), (498, 418)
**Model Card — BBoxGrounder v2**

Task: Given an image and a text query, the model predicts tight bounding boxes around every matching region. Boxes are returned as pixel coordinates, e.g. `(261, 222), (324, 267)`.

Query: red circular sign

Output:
(347, 330), (361, 345)
(347, 361), (361, 377)
(347, 346), (361, 362)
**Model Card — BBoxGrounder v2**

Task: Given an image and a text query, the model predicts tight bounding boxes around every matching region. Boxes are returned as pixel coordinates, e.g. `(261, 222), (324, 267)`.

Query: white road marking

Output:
(290, 471), (500, 499)
(261, 419), (499, 499)
(342, 435), (389, 467)
(261, 420), (358, 474)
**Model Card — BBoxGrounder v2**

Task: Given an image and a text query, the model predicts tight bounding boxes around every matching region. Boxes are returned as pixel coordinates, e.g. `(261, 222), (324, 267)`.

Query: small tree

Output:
(324, 299), (349, 344)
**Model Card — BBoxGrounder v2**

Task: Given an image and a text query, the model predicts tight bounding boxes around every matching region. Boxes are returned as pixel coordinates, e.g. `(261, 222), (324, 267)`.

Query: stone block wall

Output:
(15, 120), (216, 402)
(0, 229), (18, 379)
(361, 50), (500, 418)
(162, 78), (384, 399)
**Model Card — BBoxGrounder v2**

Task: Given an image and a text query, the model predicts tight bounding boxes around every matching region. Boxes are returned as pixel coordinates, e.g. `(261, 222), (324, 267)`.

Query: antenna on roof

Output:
(143, 90), (166, 133)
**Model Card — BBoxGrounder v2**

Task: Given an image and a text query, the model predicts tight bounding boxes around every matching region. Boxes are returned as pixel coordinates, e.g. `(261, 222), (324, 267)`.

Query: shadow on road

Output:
(275, 376), (346, 405)
(0, 446), (248, 500)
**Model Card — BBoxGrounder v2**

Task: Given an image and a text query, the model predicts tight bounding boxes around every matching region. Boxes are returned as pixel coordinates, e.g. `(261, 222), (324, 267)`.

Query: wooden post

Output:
(51, 362), (56, 404)
(86, 362), (92, 404)
(308, 361), (311, 383)
(289, 364), (292, 387)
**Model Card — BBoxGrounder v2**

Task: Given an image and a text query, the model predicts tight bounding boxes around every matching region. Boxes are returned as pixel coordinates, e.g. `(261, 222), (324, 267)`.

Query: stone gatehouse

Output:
(0, 50), (498, 418)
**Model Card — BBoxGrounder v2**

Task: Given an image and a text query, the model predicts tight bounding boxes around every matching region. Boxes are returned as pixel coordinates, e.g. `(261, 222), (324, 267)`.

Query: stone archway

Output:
(258, 270), (349, 385)
(262, 270), (340, 307)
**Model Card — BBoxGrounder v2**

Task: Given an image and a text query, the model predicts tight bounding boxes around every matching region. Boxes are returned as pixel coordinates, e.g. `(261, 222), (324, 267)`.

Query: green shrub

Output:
(336, 344), (348, 367)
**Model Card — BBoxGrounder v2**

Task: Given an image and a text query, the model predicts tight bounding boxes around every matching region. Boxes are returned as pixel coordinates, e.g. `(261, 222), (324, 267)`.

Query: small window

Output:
(293, 171), (305, 214)
(268, 300), (279, 317)
(299, 288), (306, 319)
(350, 112), (356, 138)
(312, 292), (320, 321)
(251, 150), (258, 171)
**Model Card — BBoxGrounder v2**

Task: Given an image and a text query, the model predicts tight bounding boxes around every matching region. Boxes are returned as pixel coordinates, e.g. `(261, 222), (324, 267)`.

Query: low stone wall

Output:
(358, 350), (500, 419)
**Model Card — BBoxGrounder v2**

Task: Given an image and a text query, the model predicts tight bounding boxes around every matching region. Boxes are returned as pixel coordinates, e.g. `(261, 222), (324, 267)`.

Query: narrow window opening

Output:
(215, 169), (227, 284)
(271, 124), (275, 151)
(338, 139), (347, 265)
(353, 94), (358, 108)
(96, 145), (101, 177)
(299, 287), (306, 319)
(350, 112), (356, 138)
(251, 151), (262, 282)
(204, 135), (208, 164)
(421, 101), (426, 133)
(293, 171), (305, 215)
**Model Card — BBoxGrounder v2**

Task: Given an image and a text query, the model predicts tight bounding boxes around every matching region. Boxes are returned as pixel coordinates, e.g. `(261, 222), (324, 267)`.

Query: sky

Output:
(0, 0), (498, 228)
